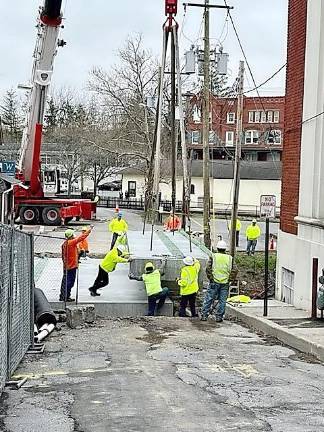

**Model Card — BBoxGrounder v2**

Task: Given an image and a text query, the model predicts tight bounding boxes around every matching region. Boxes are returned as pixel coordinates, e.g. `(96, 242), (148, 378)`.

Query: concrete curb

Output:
(226, 304), (324, 363)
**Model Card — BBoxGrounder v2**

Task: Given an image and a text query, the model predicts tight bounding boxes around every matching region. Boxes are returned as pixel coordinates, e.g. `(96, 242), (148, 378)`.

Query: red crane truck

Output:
(14, 0), (97, 225)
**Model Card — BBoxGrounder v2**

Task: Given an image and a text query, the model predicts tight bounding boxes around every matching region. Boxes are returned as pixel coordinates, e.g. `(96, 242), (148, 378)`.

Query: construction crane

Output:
(14, 0), (97, 225)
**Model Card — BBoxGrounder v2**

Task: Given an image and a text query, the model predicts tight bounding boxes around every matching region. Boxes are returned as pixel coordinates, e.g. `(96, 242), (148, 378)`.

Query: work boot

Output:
(66, 298), (75, 302)
(200, 315), (208, 321)
(215, 316), (223, 323)
(89, 287), (100, 297)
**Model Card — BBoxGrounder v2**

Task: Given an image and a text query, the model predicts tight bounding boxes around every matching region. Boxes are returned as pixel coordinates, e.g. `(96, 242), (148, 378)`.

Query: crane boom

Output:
(18, 0), (63, 196)
(14, 1), (97, 226)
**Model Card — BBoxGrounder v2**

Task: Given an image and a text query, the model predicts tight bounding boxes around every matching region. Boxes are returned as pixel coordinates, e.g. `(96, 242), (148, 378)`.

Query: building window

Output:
(192, 106), (201, 123)
(128, 181), (136, 198)
(248, 111), (254, 123)
(245, 152), (258, 161)
(261, 111), (267, 123)
(273, 110), (280, 123)
(245, 130), (259, 144)
(191, 131), (200, 144)
(282, 268), (294, 305)
(267, 111), (273, 123)
(225, 131), (234, 146)
(267, 130), (282, 145)
(209, 131), (215, 143)
(190, 184), (195, 195)
(227, 112), (235, 124)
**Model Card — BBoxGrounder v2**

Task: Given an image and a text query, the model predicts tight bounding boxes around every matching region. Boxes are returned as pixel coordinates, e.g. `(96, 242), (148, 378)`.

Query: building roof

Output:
(121, 160), (282, 180)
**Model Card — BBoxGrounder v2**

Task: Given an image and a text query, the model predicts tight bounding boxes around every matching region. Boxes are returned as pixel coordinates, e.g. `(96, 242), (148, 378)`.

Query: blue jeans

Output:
(247, 239), (257, 255)
(60, 268), (77, 300)
(202, 282), (229, 319)
(147, 287), (169, 316)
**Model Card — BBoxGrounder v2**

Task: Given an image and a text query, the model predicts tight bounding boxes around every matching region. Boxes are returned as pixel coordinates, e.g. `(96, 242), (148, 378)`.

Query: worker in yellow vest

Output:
(108, 211), (128, 250)
(245, 218), (261, 255)
(228, 218), (242, 247)
(201, 240), (236, 323)
(89, 244), (130, 296)
(177, 256), (200, 317)
(130, 261), (169, 316)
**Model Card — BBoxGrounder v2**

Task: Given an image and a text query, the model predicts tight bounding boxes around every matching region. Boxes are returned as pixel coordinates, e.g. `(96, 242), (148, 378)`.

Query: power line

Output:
(243, 64), (286, 95)
(303, 110), (324, 124)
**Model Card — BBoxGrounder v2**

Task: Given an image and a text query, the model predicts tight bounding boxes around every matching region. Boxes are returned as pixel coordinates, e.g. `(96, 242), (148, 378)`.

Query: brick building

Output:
(277, 0), (324, 310)
(187, 95), (285, 162)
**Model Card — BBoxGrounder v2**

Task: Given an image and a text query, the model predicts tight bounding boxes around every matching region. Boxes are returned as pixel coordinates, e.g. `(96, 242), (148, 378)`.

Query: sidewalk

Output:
(226, 299), (324, 362)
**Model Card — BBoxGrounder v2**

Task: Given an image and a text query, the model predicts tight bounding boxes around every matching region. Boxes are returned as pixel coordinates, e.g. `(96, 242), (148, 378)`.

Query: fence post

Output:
(6, 227), (14, 379)
(29, 233), (35, 349)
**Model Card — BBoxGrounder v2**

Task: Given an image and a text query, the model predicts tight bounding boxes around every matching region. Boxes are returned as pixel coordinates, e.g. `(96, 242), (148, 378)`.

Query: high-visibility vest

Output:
(228, 219), (241, 231)
(100, 248), (128, 273)
(164, 216), (181, 231)
(246, 225), (261, 240)
(115, 233), (127, 247)
(212, 253), (232, 284)
(108, 218), (128, 233)
(178, 261), (201, 295)
(142, 270), (162, 297)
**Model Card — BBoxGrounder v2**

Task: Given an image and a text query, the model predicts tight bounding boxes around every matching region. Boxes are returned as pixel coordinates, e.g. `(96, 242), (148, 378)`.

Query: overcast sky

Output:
(0, 0), (288, 98)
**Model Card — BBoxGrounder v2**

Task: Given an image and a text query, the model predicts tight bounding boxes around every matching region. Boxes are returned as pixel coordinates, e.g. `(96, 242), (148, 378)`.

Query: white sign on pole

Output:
(260, 195), (276, 218)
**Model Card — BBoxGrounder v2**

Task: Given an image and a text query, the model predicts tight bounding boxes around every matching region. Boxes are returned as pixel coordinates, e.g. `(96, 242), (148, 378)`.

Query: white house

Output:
(121, 160), (281, 214)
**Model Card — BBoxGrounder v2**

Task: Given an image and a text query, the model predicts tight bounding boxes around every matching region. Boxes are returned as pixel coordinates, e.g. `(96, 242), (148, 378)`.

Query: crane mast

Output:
(13, 1), (96, 226)
(18, 0), (64, 197)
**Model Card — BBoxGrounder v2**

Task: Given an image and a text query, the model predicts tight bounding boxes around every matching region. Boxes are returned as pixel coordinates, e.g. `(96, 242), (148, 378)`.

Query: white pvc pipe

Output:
(36, 323), (55, 342)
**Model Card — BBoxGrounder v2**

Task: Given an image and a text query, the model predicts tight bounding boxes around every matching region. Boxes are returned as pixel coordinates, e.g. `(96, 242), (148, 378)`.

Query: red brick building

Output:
(187, 95), (285, 162)
(277, 0), (324, 311)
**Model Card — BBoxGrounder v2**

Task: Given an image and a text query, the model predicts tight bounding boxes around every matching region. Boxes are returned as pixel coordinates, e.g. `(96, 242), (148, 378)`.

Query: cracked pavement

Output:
(1, 317), (324, 432)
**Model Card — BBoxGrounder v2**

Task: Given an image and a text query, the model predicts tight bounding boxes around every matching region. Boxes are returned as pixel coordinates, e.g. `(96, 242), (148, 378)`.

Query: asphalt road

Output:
(1, 317), (324, 432)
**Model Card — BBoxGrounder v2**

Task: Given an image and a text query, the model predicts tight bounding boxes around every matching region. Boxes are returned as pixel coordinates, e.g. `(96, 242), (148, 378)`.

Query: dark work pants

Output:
(60, 268), (77, 300)
(110, 233), (119, 250)
(179, 293), (197, 317)
(236, 230), (240, 247)
(147, 287), (169, 316)
(90, 266), (109, 291)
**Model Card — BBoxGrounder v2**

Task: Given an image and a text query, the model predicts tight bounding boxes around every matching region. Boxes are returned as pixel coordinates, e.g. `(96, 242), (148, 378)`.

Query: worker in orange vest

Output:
(60, 226), (92, 302)
(78, 226), (90, 259)
(164, 210), (181, 232)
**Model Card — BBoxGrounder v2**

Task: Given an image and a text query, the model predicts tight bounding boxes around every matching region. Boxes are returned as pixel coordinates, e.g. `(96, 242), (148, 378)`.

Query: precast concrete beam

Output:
(129, 256), (208, 288)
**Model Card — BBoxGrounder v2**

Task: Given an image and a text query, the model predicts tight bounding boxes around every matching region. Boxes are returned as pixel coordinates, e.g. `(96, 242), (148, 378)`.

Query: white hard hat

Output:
(252, 218), (257, 223)
(116, 244), (125, 253)
(216, 240), (227, 250)
(183, 256), (194, 266)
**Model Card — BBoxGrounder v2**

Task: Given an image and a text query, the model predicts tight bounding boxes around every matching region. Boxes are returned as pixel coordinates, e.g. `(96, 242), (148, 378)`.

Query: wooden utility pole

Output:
(230, 60), (245, 258)
(182, 2), (233, 249)
(202, 0), (211, 249)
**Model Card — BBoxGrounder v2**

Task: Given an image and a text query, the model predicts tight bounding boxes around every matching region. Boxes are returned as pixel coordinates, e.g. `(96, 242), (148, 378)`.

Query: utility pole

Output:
(184, 2), (233, 249)
(230, 60), (245, 258)
(202, 0), (211, 249)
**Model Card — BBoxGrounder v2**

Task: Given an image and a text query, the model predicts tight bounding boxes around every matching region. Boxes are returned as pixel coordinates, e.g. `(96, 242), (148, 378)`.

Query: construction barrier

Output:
(0, 224), (34, 394)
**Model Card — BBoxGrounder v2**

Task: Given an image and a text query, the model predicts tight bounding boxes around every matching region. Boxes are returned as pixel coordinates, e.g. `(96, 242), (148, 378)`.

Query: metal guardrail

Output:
(0, 225), (34, 393)
(97, 197), (280, 218)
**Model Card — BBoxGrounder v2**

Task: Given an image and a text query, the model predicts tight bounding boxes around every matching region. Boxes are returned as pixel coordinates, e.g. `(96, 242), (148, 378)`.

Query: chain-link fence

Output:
(0, 224), (34, 393)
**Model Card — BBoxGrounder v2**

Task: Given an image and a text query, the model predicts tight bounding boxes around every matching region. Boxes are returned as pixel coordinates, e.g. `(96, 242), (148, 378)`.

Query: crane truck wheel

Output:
(19, 207), (39, 225)
(41, 206), (61, 226)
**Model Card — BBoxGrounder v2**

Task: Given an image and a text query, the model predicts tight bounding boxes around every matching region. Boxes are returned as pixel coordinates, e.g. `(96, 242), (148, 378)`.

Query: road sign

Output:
(260, 195), (276, 218)
(0, 161), (15, 176)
